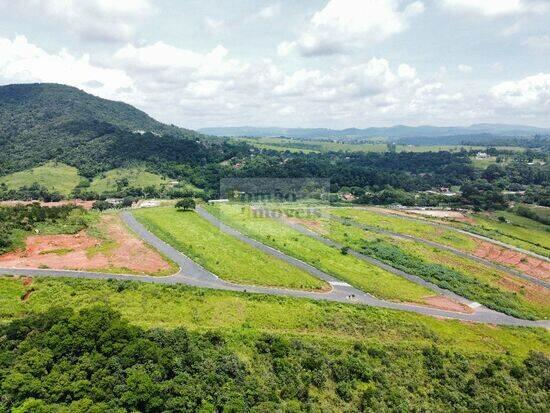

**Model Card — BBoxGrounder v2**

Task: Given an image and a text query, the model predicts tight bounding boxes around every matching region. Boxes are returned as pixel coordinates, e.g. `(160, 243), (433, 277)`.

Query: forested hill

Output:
(0, 83), (193, 137)
(0, 83), (243, 177)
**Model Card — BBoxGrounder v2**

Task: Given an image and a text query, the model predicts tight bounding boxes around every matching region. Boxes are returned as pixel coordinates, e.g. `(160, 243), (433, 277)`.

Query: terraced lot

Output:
(133, 207), (328, 290)
(288, 213), (549, 320)
(331, 207), (550, 278)
(203, 203), (436, 304)
(330, 208), (478, 251)
(449, 212), (550, 259)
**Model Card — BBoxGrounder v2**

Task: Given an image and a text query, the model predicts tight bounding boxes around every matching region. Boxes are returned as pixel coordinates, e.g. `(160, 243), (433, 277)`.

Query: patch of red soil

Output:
(0, 200), (94, 210)
(22, 277), (33, 287)
(422, 296), (473, 313)
(473, 241), (550, 281)
(284, 216), (328, 235)
(0, 215), (172, 275)
(497, 275), (549, 306)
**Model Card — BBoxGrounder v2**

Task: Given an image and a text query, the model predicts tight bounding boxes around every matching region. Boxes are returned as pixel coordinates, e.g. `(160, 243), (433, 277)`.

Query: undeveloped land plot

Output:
(474, 241), (550, 281)
(0, 214), (173, 275)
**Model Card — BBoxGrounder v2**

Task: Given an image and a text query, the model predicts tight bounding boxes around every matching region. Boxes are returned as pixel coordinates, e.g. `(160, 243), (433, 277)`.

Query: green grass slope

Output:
(1, 277), (548, 412)
(204, 203), (434, 303)
(90, 167), (169, 193)
(0, 162), (80, 196)
(133, 207), (328, 290)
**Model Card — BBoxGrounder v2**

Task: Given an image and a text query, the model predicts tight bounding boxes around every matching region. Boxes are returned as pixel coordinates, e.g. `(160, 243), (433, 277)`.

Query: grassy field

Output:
(0, 276), (548, 359)
(204, 203), (435, 304)
(295, 214), (549, 319)
(0, 162), (80, 196)
(90, 166), (170, 193)
(330, 208), (478, 252)
(235, 137), (524, 154)
(133, 207), (327, 290)
(453, 212), (550, 258)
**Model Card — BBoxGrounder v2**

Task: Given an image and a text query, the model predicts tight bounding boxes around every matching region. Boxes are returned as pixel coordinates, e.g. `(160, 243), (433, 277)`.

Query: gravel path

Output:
(0, 210), (547, 328)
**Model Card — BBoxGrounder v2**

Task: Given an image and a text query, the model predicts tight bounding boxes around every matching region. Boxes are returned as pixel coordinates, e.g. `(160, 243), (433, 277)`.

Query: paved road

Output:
(362, 207), (550, 263)
(0, 210), (547, 328)
(322, 212), (549, 289)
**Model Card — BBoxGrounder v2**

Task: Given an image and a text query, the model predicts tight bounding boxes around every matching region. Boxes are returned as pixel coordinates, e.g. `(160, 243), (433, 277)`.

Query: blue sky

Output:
(0, 0), (549, 128)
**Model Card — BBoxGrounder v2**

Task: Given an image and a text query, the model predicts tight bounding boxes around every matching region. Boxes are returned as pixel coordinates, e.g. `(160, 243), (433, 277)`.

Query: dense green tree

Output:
(175, 197), (196, 211)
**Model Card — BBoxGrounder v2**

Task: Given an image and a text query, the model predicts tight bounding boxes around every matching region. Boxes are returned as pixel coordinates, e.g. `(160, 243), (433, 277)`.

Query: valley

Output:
(0, 83), (547, 412)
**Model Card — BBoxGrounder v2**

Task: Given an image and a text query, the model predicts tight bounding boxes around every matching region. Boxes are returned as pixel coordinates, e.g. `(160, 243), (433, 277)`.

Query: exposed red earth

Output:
(474, 241), (550, 281)
(0, 215), (173, 275)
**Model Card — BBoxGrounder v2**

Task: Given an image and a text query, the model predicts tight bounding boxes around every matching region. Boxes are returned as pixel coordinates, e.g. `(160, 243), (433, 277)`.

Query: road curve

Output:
(0, 210), (547, 328)
(322, 212), (549, 289)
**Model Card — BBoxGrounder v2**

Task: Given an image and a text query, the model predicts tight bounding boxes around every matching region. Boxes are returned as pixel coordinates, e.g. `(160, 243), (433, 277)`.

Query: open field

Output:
(89, 166), (170, 193)
(0, 162), (80, 196)
(333, 207), (550, 278)
(456, 211), (550, 258)
(289, 213), (549, 320)
(388, 208), (550, 258)
(203, 203), (438, 304)
(1, 276), (548, 358)
(0, 212), (176, 276)
(235, 137), (524, 154)
(133, 207), (327, 290)
(331, 207), (478, 251)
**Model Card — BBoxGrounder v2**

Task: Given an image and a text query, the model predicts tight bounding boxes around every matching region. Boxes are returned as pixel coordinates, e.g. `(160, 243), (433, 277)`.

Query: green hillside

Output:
(0, 162), (80, 196)
(0, 83), (239, 178)
(90, 167), (169, 194)
(0, 83), (191, 138)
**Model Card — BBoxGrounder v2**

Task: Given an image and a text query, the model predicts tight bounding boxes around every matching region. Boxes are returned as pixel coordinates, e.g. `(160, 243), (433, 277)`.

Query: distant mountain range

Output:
(199, 124), (550, 141)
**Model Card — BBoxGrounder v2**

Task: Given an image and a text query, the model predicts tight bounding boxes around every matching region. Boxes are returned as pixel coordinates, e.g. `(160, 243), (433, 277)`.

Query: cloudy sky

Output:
(1, 0), (549, 129)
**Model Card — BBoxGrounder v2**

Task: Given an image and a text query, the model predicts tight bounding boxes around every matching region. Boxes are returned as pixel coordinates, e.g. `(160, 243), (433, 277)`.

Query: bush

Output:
(0, 307), (548, 412)
(175, 197), (196, 211)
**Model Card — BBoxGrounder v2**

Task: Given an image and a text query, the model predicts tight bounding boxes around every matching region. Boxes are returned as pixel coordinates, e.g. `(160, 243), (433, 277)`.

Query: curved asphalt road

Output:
(0, 210), (547, 328)
(322, 212), (549, 289)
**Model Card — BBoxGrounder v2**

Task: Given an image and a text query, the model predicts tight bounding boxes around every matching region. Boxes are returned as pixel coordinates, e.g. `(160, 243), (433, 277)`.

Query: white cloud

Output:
(281, 0), (424, 56)
(442, 0), (549, 17)
(501, 21), (522, 36)
(204, 17), (224, 31)
(277, 41), (296, 57)
(490, 62), (504, 73)
(458, 64), (473, 73)
(20, 0), (154, 42)
(523, 35), (550, 51)
(491, 73), (550, 109)
(3, 34), (547, 128)
(0, 35), (134, 100)
(257, 3), (281, 19)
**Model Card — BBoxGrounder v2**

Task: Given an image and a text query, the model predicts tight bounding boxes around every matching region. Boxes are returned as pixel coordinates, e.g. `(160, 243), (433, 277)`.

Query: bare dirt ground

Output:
(284, 216), (329, 235)
(0, 200), (95, 210)
(474, 241), (550, 281)
(0, 214), (173, 275)
(497, 275), (550, 307)
(374, 207), (475, 223)
(415, 296), (473, 313)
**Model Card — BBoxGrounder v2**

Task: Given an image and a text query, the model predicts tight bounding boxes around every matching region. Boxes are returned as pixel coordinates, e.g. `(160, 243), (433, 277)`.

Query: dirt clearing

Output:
(474, 241), (550, 281)
(0, 214), (174, 276)
(407, 296), (473, 313)
(0, 200), (95, 209)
